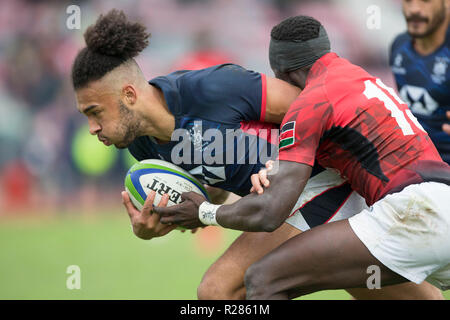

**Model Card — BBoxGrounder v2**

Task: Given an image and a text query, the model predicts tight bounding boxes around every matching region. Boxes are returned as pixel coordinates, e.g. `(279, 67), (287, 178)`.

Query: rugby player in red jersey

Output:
(156, 16), (450, 298)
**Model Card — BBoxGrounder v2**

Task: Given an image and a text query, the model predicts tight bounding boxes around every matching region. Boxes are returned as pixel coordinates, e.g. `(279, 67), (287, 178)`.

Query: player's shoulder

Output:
(150, 63), (263, 122)
(148, 66), (232, 117)
(319, 54), (366, 99)
(182, 63), (260, 92)
(151, 63), (258, 100)
(163, 63), (255, 85)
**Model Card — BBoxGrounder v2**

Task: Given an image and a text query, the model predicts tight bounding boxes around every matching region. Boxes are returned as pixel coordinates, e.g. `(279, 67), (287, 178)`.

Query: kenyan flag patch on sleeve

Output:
(279, 121), (295, 150)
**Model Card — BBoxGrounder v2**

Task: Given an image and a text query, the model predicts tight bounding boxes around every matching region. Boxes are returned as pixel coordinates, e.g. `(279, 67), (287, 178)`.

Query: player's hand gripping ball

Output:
(124, 159), (210, 230)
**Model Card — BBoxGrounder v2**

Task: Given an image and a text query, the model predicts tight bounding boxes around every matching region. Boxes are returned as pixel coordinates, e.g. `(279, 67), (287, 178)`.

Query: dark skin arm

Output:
(154, 161), (312, 232)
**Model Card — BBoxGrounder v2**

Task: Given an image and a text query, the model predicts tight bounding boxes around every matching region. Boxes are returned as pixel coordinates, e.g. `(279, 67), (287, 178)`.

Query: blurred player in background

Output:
(70, 11), (441, 300)
(170, 29), (234, 71)
(390, 0), (449, 162)
(156, 15), (450, 299)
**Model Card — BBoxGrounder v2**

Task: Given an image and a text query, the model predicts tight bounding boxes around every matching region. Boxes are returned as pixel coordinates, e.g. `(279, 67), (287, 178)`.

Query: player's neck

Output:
(413, 18), (448, 56)
(142, 84), (175, 143)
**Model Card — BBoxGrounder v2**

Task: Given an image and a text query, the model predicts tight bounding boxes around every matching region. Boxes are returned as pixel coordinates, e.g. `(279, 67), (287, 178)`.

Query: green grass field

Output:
(0, 210), (447, 300)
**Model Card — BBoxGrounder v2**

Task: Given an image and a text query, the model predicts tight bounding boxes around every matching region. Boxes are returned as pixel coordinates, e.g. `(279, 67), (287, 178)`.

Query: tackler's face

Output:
(76, 81), (140, 149)
(402, 0), (448, 38)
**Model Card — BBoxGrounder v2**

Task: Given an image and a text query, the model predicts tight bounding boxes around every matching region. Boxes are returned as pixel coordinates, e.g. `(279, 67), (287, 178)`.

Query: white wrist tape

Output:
(198, 202), (222, 226)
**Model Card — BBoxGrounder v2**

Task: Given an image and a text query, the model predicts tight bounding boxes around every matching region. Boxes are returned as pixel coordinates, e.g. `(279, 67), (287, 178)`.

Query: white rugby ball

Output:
(124, 159), (210, 212)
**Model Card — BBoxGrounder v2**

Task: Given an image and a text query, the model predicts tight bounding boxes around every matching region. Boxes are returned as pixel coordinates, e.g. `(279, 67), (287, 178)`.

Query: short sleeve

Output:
(278, 87), (333, 166)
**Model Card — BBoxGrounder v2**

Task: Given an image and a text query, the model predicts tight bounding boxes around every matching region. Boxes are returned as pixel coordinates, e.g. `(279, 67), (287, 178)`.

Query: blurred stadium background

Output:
(0, 0), (448, 299)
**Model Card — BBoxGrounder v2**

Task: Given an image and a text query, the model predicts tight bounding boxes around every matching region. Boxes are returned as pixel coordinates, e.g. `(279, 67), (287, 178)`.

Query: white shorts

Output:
(286, 169), (368, 231)
(349, 182), (450, 290)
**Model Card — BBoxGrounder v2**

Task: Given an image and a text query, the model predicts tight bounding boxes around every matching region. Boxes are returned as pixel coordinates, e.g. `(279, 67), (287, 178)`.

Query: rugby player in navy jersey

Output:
(390, 0), (449, 163)
(71, 11), (441, 299)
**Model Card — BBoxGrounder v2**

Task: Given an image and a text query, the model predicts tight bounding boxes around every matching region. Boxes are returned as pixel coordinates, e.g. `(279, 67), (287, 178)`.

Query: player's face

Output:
(402, 0), (448, 38)
(76, 85), (143, 149)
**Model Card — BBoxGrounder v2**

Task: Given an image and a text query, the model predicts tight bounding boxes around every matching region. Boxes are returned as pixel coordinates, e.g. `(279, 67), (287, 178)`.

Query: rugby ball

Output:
(124, 159), (210, 212)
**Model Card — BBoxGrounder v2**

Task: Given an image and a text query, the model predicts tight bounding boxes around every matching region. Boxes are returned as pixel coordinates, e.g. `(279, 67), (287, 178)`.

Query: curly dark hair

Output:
(71, 9), (151, 89)
(271, 16), (322, 41)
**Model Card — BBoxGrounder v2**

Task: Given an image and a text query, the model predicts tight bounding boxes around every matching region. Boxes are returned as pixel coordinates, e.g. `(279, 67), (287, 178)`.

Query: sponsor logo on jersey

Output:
(279, 121), (295, 150)
(188, 121), (207, 151)
(392, 53), (407, 75)
(399, 85), (439, 116)
(431, 57), (448, 85)
(189, 165), (226, 185)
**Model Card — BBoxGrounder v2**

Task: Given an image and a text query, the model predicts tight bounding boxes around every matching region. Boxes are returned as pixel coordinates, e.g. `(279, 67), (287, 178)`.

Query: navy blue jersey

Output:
(127, 64), (353, 228)
(128, 64), (278, 196)
(390, 28), (450, 163)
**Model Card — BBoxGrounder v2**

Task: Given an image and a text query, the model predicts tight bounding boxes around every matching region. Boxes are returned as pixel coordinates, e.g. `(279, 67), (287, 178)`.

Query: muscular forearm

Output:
(156, 161), (312, 232)
(215, 162), (312, 232)
(215, 192), (282, 232)
(216, 194), (283, 232)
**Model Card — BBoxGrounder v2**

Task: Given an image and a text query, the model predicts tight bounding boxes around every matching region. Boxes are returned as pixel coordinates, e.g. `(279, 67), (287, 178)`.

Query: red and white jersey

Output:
(278, 53), (449, 206)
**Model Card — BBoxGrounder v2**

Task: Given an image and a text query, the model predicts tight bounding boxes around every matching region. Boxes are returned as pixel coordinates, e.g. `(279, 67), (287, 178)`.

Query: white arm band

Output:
(198, 202), (222, 226)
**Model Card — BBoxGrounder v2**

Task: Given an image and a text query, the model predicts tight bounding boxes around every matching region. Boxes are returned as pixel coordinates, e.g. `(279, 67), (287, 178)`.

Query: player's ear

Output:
(122, 84), (137, 105)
